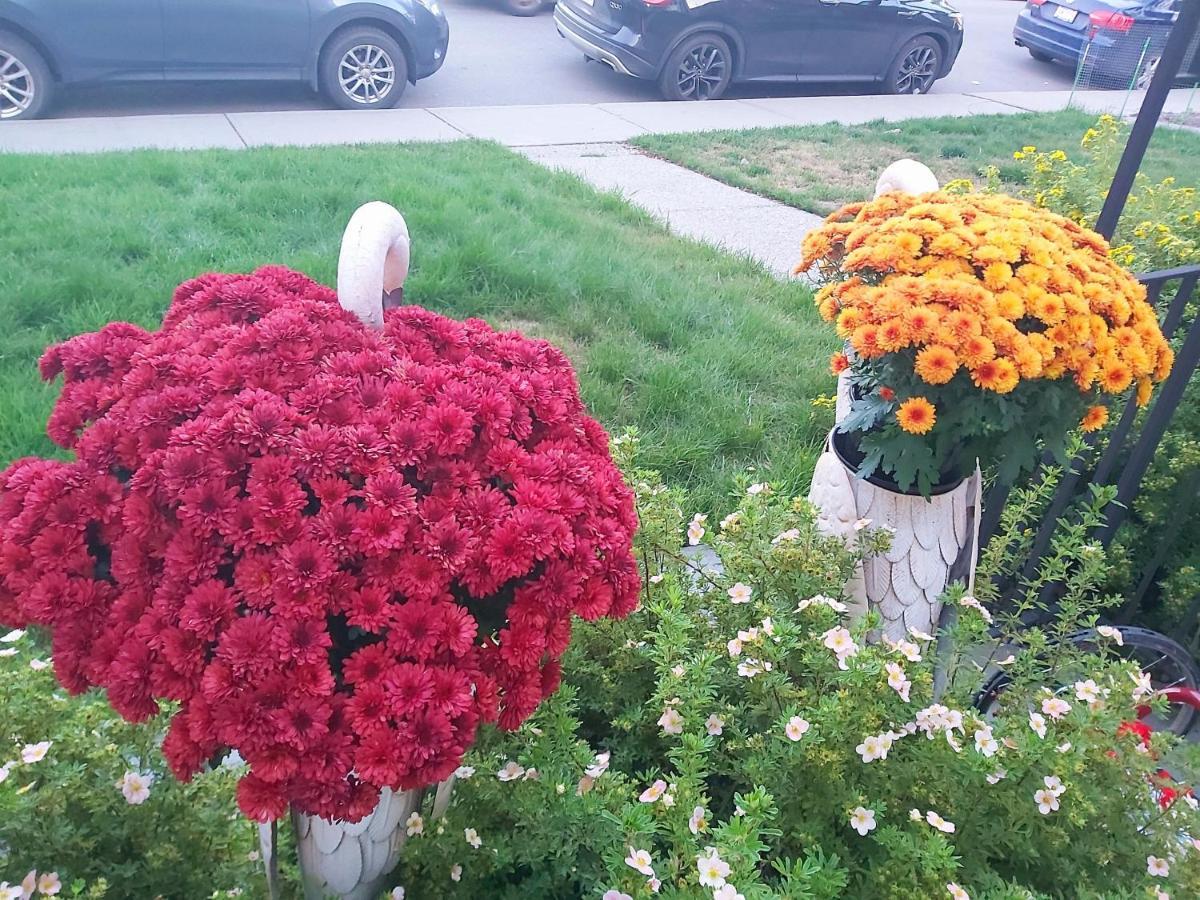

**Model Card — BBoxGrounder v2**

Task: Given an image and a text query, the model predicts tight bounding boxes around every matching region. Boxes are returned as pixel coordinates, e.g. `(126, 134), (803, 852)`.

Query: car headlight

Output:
(414, 0), (442, 13)
(951, 11), (963, 29)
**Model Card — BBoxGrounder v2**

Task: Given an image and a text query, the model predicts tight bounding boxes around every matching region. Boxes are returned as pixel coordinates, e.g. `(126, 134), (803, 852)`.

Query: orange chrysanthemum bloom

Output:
(877, 318), (911, 352)
(982, 262), (1013, 290)
(903, 305), (940, 343)
(914, 345), (959, 385)
(1032, 294), (1067, 324)
(1099, 358), (1133, 393)
(970, 358), (1019, 394)
(851, 324), (884, 359)
(830, 352), (850, 375)
(836, 308), (864, 339)
(897, 397), (937, 435)
(960, 334), (997, 368)
(1136, 377), (1153, 407)
(1081, 405), (1109, 432)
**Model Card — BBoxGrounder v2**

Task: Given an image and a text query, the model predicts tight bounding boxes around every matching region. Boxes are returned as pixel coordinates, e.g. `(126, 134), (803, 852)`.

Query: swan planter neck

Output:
(289, 202), (431, 900)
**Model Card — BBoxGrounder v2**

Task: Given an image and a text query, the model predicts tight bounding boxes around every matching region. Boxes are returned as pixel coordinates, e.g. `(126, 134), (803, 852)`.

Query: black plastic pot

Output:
(831, 427), (965, 498)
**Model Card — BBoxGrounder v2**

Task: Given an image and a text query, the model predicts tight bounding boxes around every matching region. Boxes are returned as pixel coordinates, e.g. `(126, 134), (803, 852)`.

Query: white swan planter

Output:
(814, 160), (982, 641)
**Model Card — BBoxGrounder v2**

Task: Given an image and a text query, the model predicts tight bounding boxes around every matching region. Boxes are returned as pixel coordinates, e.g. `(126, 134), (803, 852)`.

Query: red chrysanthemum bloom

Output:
(0, 266), (639, 823)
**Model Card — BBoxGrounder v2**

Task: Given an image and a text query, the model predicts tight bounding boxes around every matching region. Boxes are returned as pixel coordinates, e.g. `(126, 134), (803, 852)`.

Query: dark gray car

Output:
(0, 0), (450, 120)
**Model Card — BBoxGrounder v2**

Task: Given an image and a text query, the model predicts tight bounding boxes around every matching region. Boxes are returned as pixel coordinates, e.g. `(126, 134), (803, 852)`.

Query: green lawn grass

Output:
(631, 109), (1200, 215)
(0, 141), (831, 511)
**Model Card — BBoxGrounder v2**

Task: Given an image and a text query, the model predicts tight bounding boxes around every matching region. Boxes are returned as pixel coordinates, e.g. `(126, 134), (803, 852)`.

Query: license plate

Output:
(1052, 6), (1078, 23)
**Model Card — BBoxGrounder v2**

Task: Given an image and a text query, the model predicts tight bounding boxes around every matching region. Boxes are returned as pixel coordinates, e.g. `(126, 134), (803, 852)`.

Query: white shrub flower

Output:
(118, 770), (153, 805)
(1042, 697), (1071, 720)
(696, 849), (730, 888)
(727, 583), (753, 604)
(405, 812), (424, 836)
(849, 806), (877, 836)
(925, 811), (955, 833)
(1147, 856), (1169, 878)
(784, 716), (811, 742)
(974, 727), (999, 757)
(496, 761), (525, 782)
(657, 708), (684, 735)
(639, 779), (667, 803)
(625, 847), (654, 876)
(1029, 712), (1047, 738)
(20, 741), (51, 764)
(1034, 789), (1060, 815)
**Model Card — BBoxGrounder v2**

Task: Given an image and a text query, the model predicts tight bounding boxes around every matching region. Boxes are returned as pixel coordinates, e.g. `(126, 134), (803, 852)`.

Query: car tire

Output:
(502, 0), (543, 15)
(658, 33), (733, 101)
(319, 28), (408, 111)
(0, 30), (54, 121)
(884, 36), (942, 95)
(1028, 48), (1055, 64)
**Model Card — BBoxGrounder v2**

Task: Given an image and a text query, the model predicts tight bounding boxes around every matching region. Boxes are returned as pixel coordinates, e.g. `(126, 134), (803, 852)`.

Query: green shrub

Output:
(0, 634), (270, 898)
(391, 436), (1200, 899)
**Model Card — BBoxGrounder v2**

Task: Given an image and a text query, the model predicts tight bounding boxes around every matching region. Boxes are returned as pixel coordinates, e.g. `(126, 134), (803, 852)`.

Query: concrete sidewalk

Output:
(1, 89), (1196, 154)
(523, 142), (822, 278)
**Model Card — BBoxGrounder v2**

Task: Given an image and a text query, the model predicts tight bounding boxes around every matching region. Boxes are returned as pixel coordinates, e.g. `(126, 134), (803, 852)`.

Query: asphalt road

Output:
(50, 0), (1077, 119)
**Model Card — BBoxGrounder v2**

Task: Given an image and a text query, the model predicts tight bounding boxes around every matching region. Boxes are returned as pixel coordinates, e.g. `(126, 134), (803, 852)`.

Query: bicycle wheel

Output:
(973, 627), (1200, 736)
(1112, 627), (1200, 736)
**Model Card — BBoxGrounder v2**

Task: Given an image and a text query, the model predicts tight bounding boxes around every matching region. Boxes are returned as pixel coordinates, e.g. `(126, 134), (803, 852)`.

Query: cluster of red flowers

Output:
(0, 266), (639, 822)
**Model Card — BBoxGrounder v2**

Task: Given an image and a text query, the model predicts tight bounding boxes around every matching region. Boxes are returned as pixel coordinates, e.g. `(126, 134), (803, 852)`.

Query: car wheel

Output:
(502, 0), (543, 15)
(885, 36), (941, 95)
(658, 34), (733, 101)
(0, 31), (53, 121)
(1028, 48), (1055, 64)
(319, 28), (407, 111)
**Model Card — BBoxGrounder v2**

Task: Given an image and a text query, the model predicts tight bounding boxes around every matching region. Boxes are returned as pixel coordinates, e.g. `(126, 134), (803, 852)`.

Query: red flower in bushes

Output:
(0, 266), (640, 822)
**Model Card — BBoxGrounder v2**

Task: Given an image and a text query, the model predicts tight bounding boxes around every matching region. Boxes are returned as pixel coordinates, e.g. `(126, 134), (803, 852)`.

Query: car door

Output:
(160, 0), (311, 78)
(733, 0), (814, 79)
(797, 0), (901, 80)
(10, 0), (164, 81)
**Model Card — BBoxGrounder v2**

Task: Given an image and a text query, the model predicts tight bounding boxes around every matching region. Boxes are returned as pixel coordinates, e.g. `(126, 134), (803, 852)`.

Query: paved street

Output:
(47, 0), (1075, 119)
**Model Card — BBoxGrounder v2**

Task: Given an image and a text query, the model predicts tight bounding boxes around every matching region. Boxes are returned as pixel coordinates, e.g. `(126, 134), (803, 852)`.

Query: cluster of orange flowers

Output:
(799, 192), (1172, 435)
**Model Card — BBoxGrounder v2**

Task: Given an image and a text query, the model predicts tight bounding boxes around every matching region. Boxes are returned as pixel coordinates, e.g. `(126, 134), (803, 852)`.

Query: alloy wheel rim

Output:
(896, 46), (937, 95)
(0, 51), (35, 119)
(337, 44), (396, 106)
(677, 44), (727, 100)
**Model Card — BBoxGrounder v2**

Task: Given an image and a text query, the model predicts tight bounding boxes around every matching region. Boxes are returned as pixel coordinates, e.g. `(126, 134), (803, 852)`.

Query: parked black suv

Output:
(0, 0), (450, 120)
(554, 0), (964, 100)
